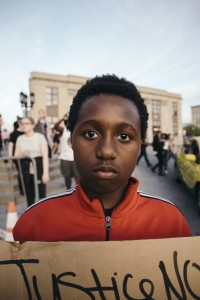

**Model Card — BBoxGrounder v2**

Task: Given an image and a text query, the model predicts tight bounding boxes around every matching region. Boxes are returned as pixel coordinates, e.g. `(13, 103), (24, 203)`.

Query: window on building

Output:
(68, 89), (77, 100)
(172, 102), (178, 116)
(45, 87), (58, 106)
(152, 100), (161, 132)
(152, 100), (161, 114)
(172, 102), (178, 136)
(192, 107), (200, 127)
(46, 116), (59, 128)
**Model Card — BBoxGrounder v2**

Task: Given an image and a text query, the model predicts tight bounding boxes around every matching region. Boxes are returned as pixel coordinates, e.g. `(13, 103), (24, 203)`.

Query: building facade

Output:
(191, 105), (200, 127)
(29, 72), (183, 144)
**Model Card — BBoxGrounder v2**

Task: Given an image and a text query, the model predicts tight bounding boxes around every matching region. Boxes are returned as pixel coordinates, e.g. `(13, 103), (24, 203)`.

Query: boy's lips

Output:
(92, 166), (119, 179)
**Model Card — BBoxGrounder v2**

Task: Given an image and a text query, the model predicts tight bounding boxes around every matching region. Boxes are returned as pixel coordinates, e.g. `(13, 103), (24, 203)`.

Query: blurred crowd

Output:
(137, 132), (176, 176)
(0, 111), (78, 207)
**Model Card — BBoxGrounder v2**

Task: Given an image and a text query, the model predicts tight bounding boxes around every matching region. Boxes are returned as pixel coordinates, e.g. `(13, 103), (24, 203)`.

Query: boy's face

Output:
(71, 94), (142, 197)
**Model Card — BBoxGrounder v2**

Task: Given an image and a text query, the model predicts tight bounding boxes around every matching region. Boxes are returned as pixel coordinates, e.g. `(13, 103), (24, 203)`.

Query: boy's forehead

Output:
(77, 94), (140, 126)
(81, 94), (137, 112)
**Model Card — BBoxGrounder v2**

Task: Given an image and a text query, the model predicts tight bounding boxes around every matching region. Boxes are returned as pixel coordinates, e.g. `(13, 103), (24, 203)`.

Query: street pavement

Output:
(134, 147), (200, 236)
(0, 146), (199, 238)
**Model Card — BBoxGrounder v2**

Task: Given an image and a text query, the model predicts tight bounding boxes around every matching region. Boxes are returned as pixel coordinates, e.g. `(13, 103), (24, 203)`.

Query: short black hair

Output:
(67, 74), (148, 139)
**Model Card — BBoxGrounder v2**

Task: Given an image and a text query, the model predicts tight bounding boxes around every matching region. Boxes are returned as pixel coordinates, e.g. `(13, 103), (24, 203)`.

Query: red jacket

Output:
(13, 177), (191, 242)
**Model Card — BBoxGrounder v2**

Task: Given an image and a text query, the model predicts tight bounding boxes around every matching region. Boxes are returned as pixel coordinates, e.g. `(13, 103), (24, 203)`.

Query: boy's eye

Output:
(84, 130), (98, 139)
(117, 133), (131, 142)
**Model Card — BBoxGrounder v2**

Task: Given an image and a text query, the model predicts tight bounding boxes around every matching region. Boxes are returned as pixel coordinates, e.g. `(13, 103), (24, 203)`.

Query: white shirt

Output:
(15, 132), (47, 174)
(59, 128), (74, 161)
(16, 132), (47, 157)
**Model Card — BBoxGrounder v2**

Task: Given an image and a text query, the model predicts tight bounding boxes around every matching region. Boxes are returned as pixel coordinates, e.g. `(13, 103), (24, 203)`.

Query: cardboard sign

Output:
(0, 237), (200, 300)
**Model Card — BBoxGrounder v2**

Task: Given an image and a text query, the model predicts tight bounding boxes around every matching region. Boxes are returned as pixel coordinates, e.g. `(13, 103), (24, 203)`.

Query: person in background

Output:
(189, 139), (200, 163)
(151, 132), (165, 176)
(8, 117), (25, 195)
(8, 117), (24, 157)
(152, 132), (160, 154)
(52, 127), (61, 155)
(1, 129), (9, 150)
(34, 109), (52, 158)
(161, 133), (170, 174)
(54, 114), (79, 189)
(168, 133), (176, 160)
(137, 138), (151, 167)
(14, 117), (49, 207)
(13, 74), (191, 242)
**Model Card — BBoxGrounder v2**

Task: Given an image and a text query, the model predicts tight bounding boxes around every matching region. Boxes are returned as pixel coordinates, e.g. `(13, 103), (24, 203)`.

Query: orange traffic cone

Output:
(5, 201), (18, 241)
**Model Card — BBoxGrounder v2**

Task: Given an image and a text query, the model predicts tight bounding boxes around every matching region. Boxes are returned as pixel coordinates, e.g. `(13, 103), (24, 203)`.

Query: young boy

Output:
(13, 74), (191, 242)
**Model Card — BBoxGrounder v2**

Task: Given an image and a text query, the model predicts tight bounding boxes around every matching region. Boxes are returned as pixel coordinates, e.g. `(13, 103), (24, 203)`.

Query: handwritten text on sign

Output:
(0, 251), (199, 300)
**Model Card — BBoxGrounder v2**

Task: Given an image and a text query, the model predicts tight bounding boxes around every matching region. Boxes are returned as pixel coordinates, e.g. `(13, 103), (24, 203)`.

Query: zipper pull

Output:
(106, 215), (112, 231)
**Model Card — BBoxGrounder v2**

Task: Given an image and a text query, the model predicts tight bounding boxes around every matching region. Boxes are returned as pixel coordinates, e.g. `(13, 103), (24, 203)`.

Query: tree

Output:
(183, 124), (200, 136)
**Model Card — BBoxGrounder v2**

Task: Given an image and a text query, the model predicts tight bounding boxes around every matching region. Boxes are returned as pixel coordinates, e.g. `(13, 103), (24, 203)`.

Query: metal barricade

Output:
(0, 156), (39, 204)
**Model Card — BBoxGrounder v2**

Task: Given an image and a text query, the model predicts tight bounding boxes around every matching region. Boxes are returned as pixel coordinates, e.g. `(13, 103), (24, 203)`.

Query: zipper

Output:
(98, 199), (113, 241)
(105, 214), (112, 241)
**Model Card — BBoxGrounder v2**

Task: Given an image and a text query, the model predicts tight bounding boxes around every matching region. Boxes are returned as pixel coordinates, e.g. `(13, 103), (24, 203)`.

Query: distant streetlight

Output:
(20, 92), (35, 117)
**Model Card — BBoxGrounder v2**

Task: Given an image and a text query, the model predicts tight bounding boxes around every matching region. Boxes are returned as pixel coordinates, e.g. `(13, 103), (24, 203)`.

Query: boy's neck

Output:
(82, 181), (129, 209)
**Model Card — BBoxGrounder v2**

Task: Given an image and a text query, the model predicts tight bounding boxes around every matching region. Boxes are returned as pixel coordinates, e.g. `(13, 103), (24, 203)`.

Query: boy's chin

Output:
(84, 178), (129, 195)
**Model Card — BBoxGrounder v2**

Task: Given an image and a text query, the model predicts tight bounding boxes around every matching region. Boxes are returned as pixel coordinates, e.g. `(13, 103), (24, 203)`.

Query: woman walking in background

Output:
(137, 138), (152, 167)
(151, 132), (165, 176)
(14, 117), (49, 207)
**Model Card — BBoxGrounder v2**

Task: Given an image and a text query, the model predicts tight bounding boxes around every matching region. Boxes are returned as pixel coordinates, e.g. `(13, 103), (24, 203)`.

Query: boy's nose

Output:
(96, 137), (117, 160)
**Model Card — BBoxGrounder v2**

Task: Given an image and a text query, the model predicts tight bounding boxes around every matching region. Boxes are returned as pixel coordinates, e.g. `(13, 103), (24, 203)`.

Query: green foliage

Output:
(184, 124), (200, 136)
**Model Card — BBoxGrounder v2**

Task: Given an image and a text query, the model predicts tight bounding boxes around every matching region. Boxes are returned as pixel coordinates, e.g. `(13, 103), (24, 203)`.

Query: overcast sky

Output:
(0, 0), (200, 131)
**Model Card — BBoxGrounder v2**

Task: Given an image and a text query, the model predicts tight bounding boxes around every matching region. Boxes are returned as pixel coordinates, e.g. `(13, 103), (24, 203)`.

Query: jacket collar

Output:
(75, 177), (139, 217)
